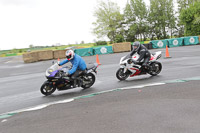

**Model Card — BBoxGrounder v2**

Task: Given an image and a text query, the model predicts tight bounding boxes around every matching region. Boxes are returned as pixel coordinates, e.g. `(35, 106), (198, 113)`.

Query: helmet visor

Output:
(66, 54), (72, 60)
(133, 45), (138, 50)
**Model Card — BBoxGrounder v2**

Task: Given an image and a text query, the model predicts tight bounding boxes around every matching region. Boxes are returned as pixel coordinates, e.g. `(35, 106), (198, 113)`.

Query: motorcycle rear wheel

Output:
(149, 62), (162, 76)
(40, 81), (56, 96)
(116, 68), (129, 81)
(81, 73), (96, 89)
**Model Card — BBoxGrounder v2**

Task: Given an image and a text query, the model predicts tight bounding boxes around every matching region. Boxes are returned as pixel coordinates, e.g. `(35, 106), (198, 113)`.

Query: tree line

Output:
(92, 0), (200, 43)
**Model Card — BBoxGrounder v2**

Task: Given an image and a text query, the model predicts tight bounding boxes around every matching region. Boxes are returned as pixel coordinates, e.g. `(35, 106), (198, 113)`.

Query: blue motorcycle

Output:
(40, 61), (98, 96)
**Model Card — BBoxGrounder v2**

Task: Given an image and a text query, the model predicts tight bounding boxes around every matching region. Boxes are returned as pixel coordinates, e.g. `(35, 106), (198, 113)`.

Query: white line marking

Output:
(1, 119), (7, 123)
(0, 82), (166, 117)
(0, 99), (74, 116)
(121, 83), (165, 90)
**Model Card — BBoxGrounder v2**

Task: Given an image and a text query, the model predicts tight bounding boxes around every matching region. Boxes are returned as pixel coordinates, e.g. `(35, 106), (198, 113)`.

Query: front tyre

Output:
(40, 81), (56, 96)
(81, 73), (96, 89)
(116, 68), (129, 81)
(149, 62), (162, 76)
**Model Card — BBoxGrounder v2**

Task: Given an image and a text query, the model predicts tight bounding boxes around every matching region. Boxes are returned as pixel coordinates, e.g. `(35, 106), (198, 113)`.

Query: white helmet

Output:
(65, 49), (75, 60)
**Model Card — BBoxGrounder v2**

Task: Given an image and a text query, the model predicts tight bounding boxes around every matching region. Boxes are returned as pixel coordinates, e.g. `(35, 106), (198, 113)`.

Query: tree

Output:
(123, 0), (148, 41)
(93, 0), (124, 43)
(180, 2), (200, 36)
(29, 44), (34, 48)
(123, 2), (136, 42)
(80, 41), (85, 44)
(177, 0), (197, 13)
(177, 0), (196, 37)
(148, 0), (176, 39)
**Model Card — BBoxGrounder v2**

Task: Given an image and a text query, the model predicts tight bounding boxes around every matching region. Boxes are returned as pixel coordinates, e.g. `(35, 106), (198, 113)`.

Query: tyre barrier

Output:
(150, 36), (199, 49)
(167, 38), (183, 48)
(22, 36), (199, 63)
(198, 35), (200, 44)
(183, 36), (199, 46)
(151, 40), (168, 49)
(93, 46), (113, 55)
(143, 43), (153, 50)
(74, 48), (94, 57)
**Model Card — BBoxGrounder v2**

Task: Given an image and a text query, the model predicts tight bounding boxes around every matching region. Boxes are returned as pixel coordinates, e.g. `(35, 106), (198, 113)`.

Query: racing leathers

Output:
(130, 44), (151, 70)
(59, 54), (86, 87)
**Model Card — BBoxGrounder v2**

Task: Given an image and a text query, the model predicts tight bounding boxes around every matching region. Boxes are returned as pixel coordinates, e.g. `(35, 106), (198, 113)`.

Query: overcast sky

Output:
(0, 0), (150, 50)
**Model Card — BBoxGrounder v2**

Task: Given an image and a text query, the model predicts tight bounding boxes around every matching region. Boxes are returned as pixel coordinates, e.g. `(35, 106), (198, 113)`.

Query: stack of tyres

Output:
(183, 36), (199, 46)
(167, 38), (183, 48)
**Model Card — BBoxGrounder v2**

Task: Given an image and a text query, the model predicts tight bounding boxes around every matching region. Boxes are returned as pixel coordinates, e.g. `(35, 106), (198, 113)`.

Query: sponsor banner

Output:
(94, 46), (113, 55)
(74, 48), (94, 57)
(167, 38), (183, 47)
(151, 40), (168, 49)
(183, 36), (199, 45)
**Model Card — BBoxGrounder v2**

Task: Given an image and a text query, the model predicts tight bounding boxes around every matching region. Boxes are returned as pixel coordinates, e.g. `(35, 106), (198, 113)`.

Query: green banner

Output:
(183, 36), (199, 45)
(167, 38), (183, 47)
(5, 53), (17, 57)
(93, 46), (113, 55)
(74, 48), (93, 57)
(151, 40), (168, 49)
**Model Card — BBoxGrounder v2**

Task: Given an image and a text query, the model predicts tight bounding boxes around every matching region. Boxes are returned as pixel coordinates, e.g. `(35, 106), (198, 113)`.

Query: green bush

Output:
(95, 41), (107, 46)
(114, 34), (124, 43)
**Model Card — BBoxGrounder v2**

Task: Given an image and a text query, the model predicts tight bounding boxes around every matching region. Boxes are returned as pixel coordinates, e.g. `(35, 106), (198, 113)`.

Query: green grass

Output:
(0, 42), (114, 57)
(0, 43), (97, 57)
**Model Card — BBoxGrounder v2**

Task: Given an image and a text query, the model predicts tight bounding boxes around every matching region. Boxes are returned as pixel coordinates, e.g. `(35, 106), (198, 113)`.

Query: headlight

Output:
(48, 69), (53, 74)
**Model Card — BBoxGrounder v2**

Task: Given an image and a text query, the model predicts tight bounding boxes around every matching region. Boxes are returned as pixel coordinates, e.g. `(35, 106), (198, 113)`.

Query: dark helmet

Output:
(132, 41), (141, 52)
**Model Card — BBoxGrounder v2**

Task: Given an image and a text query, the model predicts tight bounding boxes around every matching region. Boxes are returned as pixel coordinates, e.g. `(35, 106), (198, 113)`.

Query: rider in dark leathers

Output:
(130, 41), (151, 71)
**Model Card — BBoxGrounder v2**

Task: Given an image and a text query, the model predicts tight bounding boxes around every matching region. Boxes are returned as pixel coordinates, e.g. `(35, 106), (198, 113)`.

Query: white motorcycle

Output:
(116, 51), (162, 81)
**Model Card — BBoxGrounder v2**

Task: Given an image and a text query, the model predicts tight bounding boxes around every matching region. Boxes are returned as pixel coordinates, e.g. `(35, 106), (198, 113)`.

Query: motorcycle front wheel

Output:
(81, 73), (96, 89)
(40, 81), (56, 96)
(116, 68), (129, 81)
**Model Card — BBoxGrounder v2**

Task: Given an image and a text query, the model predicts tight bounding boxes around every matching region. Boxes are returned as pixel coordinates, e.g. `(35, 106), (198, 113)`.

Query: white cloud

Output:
(0, 0), (38, 7)
(0, 0), (130, 50)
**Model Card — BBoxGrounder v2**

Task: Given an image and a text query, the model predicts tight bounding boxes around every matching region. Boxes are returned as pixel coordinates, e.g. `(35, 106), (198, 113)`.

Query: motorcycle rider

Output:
(58, 49), (86, 88)
(130, 41), (151, 72)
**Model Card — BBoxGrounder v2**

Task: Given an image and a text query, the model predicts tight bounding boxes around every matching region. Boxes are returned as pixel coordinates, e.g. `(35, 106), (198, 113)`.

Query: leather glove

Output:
(62, 72), (69, 77)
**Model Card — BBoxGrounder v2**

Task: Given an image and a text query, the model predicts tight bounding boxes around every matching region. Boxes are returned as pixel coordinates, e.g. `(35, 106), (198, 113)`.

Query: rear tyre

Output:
(149, 62), (162, 76)
(40, 81), (56, 96)
(81, 73), (96, 89)
(116, 68), (129, 81)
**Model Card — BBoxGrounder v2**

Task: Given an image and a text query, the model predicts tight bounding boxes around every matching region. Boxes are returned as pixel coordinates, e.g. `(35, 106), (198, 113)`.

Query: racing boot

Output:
(73, 79), (77, 88)
(144, 64), (151, 72)
(77, 78), (83, 87)
(139, 66), (146, 74)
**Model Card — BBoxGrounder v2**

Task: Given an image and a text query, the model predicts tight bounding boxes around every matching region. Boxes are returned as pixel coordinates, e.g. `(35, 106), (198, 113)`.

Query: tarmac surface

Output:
(1, 80), (200, 133)
(1, 45), (200, 132)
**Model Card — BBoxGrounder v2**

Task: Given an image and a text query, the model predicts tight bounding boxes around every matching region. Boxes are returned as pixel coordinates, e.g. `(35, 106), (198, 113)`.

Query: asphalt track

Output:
(1, 45), (200, 132)
(1, 80), (200, 133)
